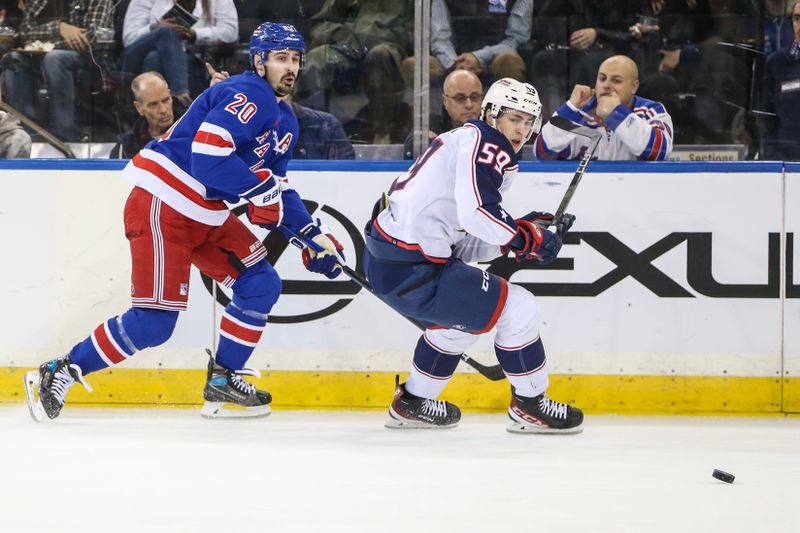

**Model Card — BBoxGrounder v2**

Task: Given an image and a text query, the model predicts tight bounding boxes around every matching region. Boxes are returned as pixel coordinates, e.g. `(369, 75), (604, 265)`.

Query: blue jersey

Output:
(122, 71), (312, 232)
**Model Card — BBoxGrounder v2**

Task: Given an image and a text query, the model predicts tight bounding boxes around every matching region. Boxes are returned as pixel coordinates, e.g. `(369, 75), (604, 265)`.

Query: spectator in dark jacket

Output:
(290, 98), (355, 160)
(761, 0), (800, 160)
(110, 71), (175, 158)
(403, 69), (482, 159)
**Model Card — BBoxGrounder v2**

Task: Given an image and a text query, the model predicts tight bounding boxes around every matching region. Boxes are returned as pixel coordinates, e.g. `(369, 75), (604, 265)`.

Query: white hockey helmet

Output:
(481, 78), (543, 142)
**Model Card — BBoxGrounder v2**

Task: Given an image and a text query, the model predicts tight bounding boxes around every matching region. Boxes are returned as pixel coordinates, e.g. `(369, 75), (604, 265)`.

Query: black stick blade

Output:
(461, 354), (506, 381)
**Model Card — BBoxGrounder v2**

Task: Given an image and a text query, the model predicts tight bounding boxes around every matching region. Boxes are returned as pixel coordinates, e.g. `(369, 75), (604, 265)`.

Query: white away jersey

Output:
(534, 95), (673, 161)
(375, 119), (521, 263)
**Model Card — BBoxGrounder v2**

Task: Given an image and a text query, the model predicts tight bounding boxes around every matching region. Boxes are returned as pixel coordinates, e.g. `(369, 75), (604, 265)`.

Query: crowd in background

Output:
(0, 0), (796, 161)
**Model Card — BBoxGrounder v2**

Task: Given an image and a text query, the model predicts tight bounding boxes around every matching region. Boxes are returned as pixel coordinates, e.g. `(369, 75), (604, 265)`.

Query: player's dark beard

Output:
(274, 76), (296, 97)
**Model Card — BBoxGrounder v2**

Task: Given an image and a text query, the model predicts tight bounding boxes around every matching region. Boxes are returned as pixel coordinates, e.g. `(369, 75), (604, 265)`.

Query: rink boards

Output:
(0, 159), (797, 414)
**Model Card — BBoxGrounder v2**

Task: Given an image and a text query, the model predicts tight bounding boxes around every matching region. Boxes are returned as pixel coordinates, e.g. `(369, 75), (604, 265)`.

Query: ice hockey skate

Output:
(385, 375), (461, 429)
(201, 350), (272, 419)
(507, 388), (583, 434)
(24, 356), (93, 422)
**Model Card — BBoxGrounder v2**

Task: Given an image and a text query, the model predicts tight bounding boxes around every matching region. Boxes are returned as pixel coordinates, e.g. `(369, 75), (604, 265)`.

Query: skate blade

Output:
(384, 415), (459, 430)
(200, 401), (271, 419)
(23, 371), (47, 423)
(506, 420), (583, 435)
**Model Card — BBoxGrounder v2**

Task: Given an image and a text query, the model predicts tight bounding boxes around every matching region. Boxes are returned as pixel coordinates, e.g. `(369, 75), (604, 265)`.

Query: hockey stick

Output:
(283, 226), (507, 381)
(547, 115), (603, 226)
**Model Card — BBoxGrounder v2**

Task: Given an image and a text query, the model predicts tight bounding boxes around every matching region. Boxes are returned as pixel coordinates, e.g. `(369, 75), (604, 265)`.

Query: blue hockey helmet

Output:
(249, 22), (305, 67)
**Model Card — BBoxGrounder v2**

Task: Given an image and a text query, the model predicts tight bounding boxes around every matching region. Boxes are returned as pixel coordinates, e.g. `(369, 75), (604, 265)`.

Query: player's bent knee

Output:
(425, 328), (479, 355)
(494, 284), (542, 345)
(121, 307), (179, 349)
(231, 260), (281, 314)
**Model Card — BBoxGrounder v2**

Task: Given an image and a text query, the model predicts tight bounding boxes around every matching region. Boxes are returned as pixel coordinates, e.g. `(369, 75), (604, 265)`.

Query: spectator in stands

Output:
(400, 0), (531, 86)
(234, 0), (324, 40)
(207, 63), (354, 160)
(625, 0), (712, 77)
(121, 0), (238, 104)
(0, 0), (23, 27)
(761, 0), (800, 160)
(765, 0), (796, 57)
(403, 69), (482, 159)
(295, 0), (413, 144)
(535, 54), (674, 161)
(289, 95), (355, 159)
(0, 110), (32, 158)
(648, 0), (760, 147)
(1, 0), (115, 141)
(527, 0), (648, 121)
(109, 71), (174, 159)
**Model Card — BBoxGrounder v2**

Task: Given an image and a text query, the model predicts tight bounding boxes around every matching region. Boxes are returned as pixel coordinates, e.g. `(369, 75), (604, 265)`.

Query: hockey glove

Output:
(243, 169), (283, 227)
(502, 219), (562, 265)
(519, 210), (555, 229)
(519, 210), (576, 236)
(555, 213), (576, 238)
(299, 219), (346, 279)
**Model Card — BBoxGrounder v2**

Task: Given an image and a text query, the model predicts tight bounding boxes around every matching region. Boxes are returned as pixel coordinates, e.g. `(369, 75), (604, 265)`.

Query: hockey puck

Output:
(712, 469), (735, 484)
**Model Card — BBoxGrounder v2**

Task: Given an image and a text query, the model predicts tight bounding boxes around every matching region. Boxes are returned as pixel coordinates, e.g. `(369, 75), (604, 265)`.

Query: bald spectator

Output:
(404, 69), (483, 159)
(109, 72), (174, 159)
(535, 54), (673, 161)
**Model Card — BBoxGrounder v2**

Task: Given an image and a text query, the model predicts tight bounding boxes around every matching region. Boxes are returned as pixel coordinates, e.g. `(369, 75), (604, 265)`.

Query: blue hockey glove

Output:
(299, 220), (346, 279)
(502, 219), (562, 265)
(519, 210), (554, 229)
(555, 213), (576, 238)
(519, 210), (576, 237)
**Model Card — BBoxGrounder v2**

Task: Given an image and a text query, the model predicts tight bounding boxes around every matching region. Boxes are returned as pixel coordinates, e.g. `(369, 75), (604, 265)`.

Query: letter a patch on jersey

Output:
(274, 132), (293, 154)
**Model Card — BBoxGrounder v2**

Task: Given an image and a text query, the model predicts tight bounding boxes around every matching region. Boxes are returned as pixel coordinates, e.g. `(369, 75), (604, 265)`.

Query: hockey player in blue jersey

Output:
(24, 22), (345, 421)
(366, 78), (583, 433)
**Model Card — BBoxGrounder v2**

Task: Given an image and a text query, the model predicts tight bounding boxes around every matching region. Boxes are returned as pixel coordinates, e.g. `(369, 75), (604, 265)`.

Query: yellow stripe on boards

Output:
(0, 368), (795, 414)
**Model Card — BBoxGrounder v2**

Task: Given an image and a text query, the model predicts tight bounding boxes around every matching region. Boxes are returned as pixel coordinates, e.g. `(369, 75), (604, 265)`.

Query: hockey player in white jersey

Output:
(535, 55), (674, 161)
(365, 78), (583, 433)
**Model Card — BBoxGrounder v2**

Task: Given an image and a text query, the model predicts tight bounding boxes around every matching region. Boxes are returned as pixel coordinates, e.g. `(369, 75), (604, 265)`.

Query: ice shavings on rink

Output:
(0, 407), (798, 533)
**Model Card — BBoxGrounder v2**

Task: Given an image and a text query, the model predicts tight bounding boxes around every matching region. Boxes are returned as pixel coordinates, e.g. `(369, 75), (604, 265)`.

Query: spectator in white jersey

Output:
(534, 54), (674, 161)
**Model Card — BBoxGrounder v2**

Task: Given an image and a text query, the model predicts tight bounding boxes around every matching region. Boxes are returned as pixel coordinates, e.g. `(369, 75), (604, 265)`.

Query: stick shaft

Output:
(283, 226), (506, 381)
(553, 133), (602, 222)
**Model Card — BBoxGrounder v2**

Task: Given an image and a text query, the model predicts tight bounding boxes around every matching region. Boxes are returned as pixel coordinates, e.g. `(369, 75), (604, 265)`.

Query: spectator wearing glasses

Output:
(403, 69), (482, 159)
(761, 0), (800, 160)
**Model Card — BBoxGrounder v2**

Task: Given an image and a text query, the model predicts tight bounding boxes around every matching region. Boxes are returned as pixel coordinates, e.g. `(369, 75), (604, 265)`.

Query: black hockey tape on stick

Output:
(547, 115), (603, 228)
(283, 226), (507, 381)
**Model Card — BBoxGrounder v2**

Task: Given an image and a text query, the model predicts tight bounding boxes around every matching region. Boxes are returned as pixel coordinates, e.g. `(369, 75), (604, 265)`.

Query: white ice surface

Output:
(1, 407), (798, 533)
